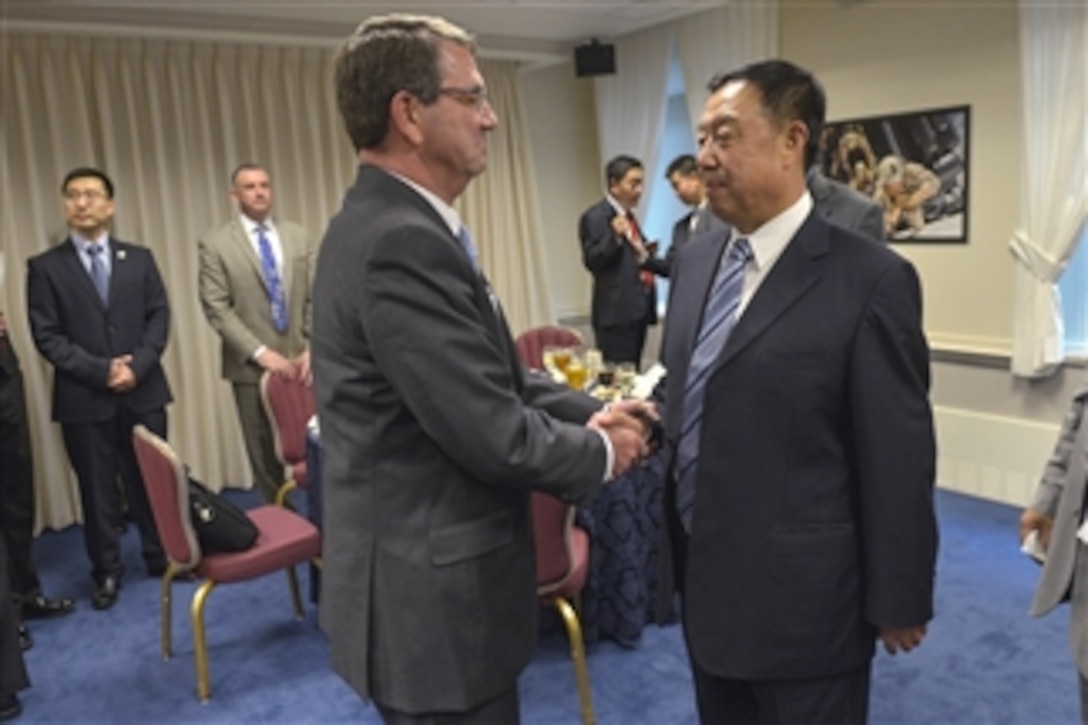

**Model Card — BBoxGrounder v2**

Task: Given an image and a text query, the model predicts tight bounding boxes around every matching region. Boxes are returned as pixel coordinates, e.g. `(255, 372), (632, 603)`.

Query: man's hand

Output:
(257, 348), (296, 379)
(589, 399), (660, 444)
(295, 348), (312, 386)
(877, 624), (927, 655)
(108, 354), (136, 392)
(610, 214), (631, 238)
(1019, 507), (1053, 552)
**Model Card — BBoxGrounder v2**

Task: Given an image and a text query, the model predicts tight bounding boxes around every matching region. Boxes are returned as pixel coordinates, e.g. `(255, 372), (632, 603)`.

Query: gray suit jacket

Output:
(808, 168), (885, 242)
(312, 165), (607, 714)
(198, 218), (314, 383)
(1029, 380), (1088, 675)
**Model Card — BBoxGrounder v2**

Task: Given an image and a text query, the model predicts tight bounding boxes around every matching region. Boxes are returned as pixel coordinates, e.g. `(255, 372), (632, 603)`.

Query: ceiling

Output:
(4, 1), (727, 65)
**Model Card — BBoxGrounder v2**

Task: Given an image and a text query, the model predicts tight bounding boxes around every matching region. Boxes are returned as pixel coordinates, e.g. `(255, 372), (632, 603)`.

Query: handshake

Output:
(586, 399), (661, 480)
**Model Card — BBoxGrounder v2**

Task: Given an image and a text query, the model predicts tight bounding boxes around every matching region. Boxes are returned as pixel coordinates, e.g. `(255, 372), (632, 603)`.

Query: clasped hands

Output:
(108, 354), (136, 392)
(587, 399), (660, 480)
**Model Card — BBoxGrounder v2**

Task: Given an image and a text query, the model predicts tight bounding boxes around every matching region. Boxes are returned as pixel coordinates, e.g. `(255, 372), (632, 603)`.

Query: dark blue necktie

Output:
(88, 244), (109, 304)
(675, 237), (752, 532)
(256, 225), (288, 333)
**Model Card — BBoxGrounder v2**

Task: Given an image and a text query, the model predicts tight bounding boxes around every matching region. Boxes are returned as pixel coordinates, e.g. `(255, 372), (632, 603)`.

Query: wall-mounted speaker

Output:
(574, 41), (615, 77)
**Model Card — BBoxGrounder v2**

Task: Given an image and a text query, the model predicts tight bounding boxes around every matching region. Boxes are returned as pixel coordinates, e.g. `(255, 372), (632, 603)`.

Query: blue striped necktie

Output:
(675, 237), (752, 532)
(88, 244), (109, 304)
(255, 225), (288, 333)
(457, 226), (479, 269)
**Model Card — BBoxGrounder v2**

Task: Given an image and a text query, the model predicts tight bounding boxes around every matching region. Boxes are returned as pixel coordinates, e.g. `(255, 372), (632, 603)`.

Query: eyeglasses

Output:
(437, 85), (491, 113)
(64, 190), (108, 202)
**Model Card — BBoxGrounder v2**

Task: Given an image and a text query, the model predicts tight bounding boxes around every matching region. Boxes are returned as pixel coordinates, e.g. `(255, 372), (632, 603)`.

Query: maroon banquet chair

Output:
(259, 370), (316, 508)
(132, 424), (322, 703)
(532, 492), (595, 724)
(514, 325), (584, 371)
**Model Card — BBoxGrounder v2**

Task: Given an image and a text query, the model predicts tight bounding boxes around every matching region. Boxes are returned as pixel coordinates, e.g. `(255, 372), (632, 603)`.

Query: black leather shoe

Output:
(18, 624), (31, 652)
(22, 593), (76, 620)
(0, 693), (21, 721)
(91, 575), (120, 611)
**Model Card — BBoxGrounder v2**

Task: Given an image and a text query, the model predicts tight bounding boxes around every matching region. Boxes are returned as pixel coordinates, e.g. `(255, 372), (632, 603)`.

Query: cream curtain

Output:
(675, 3), (779, 128)
(2, 33), (552, 531)
(1009, 1), (1088, 377)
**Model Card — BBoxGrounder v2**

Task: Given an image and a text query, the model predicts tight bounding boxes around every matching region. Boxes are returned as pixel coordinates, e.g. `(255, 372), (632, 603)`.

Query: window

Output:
(1059, 224), (1088, 358)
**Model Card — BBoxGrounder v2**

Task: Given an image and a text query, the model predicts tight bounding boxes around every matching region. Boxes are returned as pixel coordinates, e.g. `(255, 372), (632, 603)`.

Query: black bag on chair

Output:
(187, 478), (259, 553)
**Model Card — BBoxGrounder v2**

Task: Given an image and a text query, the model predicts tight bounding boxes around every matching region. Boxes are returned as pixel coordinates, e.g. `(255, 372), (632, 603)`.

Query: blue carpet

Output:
(11, 489), (1079, 723)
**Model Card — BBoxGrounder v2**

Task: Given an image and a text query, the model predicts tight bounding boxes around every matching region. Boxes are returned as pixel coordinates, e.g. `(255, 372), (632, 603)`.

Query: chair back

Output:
(132, 425), (201, 568)
(260, 372), (316, 470)
(532, 491), (577, 595)
(515, 325), (584, 370)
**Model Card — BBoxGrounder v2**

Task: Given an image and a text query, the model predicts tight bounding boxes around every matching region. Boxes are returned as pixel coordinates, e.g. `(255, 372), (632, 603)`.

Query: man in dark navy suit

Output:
(27, 167), (172, 611)
(657, 61), (937, 724)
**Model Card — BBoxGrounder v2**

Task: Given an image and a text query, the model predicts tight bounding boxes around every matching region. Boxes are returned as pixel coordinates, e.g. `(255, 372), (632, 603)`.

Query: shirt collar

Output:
(240, 214), (275, 237)
(606, 194), (633, 218)
(733, 191), (813, 271)
(387, 170), (463, 237)
(70, 230), (110, 254)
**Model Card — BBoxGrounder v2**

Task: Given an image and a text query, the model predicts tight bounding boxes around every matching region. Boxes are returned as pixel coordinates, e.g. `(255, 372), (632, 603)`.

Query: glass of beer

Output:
(553, 346), (574, 375)
(565, 356), (589, 390)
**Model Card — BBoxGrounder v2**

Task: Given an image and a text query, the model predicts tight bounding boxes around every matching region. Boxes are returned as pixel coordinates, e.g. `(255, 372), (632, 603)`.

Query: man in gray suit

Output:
(198, 164), (316, 502)
(313, 13), (651, 724)
(1021, 380), (1088, 720)
(807, 166), (885, 242)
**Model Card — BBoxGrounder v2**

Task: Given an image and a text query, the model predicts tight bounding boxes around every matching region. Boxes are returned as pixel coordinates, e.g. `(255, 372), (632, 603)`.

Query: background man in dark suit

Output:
(578, 155), (658, 366)
(27, 167), (171, 611)
(649, 154), (729, 278)
(313, 14), (651, 724)
(198, 164), (316, 503)
(807, 165), (885, 242)
(657, 60), (937, 723)
(0, 536), (30, 721)
(0, 298), (76, 632)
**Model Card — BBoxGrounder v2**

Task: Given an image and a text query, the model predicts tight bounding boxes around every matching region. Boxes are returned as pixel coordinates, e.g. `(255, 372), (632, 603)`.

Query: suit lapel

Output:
(278, 223), (296, 297)
(675, 231), (728, 372)
(714, 213), (829, 371)
(106, 239), (129, 308)
(232, 220), (269, 294)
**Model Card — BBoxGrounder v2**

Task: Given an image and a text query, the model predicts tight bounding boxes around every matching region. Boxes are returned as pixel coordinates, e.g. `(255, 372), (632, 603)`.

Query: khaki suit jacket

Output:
(198, 218), (314, 383)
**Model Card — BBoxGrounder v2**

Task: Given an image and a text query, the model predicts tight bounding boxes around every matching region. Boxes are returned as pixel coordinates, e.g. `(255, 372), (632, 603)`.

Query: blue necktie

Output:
(457, 226), (479, 269)
(675, 237), (752, 532)
(256, 225), (288, 333)
(88, 244), (109, 304)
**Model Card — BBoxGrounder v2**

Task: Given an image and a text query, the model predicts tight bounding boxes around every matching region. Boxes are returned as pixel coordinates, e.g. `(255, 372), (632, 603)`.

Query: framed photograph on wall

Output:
(820, 104), (970, 243)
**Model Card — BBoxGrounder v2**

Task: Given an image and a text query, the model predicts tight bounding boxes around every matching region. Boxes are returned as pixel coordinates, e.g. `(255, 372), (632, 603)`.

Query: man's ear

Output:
(389, 90), (424, 146)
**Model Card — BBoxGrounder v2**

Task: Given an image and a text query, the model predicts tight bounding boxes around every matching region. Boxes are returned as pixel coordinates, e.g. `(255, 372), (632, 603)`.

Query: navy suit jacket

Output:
(578, 199), (657, 326)
(658, 211), (937, 680)
(27, 238), (172, 424)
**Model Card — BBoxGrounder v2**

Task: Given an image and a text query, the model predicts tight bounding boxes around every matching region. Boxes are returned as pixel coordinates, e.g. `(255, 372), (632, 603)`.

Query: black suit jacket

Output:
(578, 199), (657, 326)
(27, 238), (172, 424)
(648, 205), (730, 278)
(313, 165), (606, 714)
(658, 211), (937, 680)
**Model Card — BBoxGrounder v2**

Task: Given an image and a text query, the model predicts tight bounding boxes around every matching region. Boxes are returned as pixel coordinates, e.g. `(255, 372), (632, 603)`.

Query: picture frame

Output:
(820, 104), (970, 243)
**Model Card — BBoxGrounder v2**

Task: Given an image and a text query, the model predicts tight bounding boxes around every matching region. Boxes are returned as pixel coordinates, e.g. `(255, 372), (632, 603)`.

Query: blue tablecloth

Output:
(304, 432), (670, 645)
(576, 452), (673, 647)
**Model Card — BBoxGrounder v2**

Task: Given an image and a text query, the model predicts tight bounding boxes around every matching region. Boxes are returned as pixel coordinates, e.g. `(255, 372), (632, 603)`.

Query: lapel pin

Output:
(117, 249), (126, 261)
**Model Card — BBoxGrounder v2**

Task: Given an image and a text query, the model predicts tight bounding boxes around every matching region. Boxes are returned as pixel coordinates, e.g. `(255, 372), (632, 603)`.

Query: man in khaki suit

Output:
(198, 164), (316, 502)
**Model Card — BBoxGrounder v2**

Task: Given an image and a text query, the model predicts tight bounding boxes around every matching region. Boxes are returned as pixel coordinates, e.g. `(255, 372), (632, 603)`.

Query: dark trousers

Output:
(689, 659), (871, 725)
(593, 321), (647, 368)
(0, 363), (41, 602)
(376, 686), (520, 725)
(61, 407), (167, 583)
(0, 535), (30, 696)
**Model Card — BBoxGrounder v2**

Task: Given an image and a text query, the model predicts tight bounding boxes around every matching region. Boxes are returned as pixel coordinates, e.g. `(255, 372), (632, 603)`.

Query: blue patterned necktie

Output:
(88, 244), (109, 304)
(457, 226), (479, 269)
(256, 225), (288, 333)
(675, 237), (753, 532)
